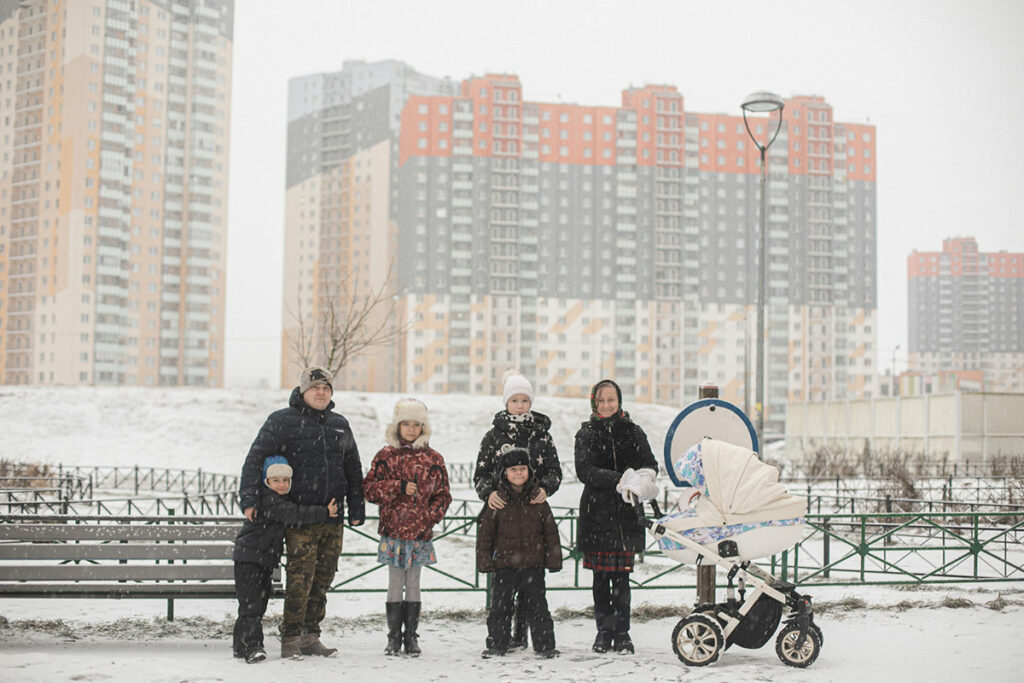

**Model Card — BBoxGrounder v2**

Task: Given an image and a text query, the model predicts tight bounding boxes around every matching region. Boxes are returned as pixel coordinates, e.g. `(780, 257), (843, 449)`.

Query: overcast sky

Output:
(223, 0), (1024, 389)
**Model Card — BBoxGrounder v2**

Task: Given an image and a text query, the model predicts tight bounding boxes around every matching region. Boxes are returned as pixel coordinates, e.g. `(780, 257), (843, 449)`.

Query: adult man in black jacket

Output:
(239, 366), (365, 659)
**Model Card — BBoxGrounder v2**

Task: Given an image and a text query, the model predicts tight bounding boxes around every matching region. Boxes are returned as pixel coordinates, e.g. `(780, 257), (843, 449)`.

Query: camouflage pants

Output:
(281, 523), (343, 637)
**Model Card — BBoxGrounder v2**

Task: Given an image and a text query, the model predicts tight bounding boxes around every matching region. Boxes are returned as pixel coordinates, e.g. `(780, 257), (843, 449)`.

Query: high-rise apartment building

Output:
(908, 237), (1024, 391)
(0, 0), (233, 386)
(284, 63), (877, 433)
(281, 60), (455, 389)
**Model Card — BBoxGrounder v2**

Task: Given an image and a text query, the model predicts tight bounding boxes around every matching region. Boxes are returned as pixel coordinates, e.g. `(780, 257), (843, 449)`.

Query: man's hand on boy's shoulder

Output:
(244, 507), (257, 521)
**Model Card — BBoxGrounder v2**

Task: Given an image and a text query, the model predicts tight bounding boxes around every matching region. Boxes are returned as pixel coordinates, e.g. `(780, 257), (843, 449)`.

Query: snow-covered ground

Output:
(2, 386), (1024, 681)
(2, 584), (1023, 682)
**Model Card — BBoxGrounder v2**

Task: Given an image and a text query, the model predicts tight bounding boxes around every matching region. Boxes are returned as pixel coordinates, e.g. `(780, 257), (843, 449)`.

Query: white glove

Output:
(616, 468), (659, 503)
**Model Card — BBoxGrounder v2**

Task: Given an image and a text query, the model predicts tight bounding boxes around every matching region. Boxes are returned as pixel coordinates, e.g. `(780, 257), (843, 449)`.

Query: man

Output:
(239, 366), (365, 659)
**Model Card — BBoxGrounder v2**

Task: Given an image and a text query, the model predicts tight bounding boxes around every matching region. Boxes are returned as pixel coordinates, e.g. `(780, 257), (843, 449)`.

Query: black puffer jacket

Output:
(473, 411), (562, 502)
(239, 388), (365, 525)
(233, 487), (329, 567)
(574, 392), (657, 554)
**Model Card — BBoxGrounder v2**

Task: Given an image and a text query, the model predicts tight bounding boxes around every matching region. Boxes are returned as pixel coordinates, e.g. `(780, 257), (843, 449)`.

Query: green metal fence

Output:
(325, 509), (1024, 595)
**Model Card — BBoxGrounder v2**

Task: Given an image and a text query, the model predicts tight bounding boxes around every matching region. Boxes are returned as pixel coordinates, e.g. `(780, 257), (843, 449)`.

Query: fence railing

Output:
(4, 509), (1021, 596)
(324, 508), (1024, 594)
(53, 465), (238, 496)
(0, 490), (239, 517)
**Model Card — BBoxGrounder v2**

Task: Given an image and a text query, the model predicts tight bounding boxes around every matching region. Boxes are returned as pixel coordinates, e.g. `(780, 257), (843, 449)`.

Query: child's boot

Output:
(403, 601), (422, 656)
(385, 602), (404, 655)
(509, 607), (529, 650)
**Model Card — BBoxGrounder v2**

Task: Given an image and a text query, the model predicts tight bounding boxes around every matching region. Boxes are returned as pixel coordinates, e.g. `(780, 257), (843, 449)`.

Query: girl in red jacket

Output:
(363, 398), (451, 657)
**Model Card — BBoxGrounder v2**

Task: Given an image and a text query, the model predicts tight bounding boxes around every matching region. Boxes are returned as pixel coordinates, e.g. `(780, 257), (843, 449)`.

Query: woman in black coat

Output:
(574, 378), (657, 654)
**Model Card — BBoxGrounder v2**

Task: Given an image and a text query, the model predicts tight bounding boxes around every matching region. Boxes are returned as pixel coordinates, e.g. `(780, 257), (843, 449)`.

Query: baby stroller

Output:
(634, 437), (822, 668)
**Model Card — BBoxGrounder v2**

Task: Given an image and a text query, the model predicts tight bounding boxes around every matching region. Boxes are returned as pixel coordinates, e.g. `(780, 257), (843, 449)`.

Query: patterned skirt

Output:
(377, 535), (438, 569)
(583, 550), (636, 573)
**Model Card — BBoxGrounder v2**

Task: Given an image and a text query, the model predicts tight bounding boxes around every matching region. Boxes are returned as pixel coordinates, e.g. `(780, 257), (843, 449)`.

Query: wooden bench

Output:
(0, 515), (282, 620)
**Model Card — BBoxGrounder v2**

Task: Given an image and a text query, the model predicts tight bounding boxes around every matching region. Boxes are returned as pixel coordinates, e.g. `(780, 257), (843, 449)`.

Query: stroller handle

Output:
(628, 494), (663, 525)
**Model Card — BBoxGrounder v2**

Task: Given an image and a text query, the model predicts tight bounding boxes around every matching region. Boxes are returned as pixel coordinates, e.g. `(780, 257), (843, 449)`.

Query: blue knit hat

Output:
(263, 455), (292, 493)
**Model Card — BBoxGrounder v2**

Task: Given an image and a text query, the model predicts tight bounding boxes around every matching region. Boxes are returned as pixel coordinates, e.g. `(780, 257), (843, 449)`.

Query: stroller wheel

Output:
(671, 613), (725, 667)
(775, 622), (822, 668)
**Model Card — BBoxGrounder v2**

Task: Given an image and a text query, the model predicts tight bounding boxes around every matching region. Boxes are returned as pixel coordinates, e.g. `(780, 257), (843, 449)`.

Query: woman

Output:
(574, 378), (657, 654)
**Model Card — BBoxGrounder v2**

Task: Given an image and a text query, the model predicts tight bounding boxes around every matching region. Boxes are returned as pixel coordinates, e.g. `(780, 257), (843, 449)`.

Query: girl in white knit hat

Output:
(363, 398), (451, 657)
(472, 369), (563, 650)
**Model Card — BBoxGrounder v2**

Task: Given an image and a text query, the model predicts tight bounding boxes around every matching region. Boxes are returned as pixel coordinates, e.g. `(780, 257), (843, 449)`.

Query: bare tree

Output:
(286, 262), (409, 377)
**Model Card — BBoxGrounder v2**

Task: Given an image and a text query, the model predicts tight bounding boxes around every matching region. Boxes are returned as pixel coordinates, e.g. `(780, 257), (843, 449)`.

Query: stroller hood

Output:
(679, 438), (805, 526)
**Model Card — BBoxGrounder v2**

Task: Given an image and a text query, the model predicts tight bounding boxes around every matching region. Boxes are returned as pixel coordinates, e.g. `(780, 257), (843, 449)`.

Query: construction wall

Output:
(785, 392), (1024, 463)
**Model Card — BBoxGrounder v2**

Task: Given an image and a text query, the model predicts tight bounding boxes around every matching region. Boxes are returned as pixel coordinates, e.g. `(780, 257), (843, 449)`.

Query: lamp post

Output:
(891, 344), (901, 397)
(741, 91), (784, 452)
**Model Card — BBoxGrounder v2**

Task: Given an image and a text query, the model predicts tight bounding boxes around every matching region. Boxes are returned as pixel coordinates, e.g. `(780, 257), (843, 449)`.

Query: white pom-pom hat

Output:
(501, 369), (534, 408)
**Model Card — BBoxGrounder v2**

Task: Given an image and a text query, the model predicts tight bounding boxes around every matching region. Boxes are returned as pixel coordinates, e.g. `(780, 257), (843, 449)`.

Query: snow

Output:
(2, 586), (1023, 682)
(2, 386), (1024, 681)
(0, 386), (682, 474)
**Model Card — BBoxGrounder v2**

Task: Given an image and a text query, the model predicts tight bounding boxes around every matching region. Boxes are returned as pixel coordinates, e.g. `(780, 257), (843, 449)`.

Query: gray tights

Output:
(387, 565), (422, 602)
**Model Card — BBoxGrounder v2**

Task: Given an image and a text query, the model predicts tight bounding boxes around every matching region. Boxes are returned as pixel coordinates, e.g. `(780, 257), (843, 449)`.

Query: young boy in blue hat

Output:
(232, 455), (338, 663)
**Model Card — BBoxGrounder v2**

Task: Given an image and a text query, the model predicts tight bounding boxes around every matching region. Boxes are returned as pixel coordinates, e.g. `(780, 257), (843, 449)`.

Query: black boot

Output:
(385, 602), (404, 656)
(612, 606), (633, 653)
(509, 602), (529, 650)
(592, 604), (614, 653)
(403, 601), (421, 656)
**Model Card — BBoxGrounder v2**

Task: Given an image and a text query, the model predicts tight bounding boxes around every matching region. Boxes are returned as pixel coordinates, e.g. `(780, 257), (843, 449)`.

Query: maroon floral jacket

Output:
(362, 444), (451, 540)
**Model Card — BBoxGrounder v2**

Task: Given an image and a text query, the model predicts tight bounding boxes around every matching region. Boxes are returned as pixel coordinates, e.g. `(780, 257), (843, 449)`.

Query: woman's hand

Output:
(530, 487), (548, 504)
(487, 490), (506, 510)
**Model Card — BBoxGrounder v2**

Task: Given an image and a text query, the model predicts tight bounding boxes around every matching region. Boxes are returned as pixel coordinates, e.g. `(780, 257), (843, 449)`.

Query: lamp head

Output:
(741, 91), (784, 113)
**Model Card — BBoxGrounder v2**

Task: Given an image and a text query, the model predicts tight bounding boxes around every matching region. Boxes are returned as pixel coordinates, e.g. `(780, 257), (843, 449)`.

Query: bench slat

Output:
(0, 543), (233, 561)
(0, 524), (240, 542)
(0, 583), (283, 598)
(0, 564), (237, 581)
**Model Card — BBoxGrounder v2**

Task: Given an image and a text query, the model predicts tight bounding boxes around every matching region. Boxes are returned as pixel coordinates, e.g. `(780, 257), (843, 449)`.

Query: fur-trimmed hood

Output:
(384, 397), (432, 448)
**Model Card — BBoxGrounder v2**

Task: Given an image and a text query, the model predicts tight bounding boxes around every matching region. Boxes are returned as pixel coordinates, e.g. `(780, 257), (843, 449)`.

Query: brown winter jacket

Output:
(363, 444), (451, 540)
(476, 481), (563, 573)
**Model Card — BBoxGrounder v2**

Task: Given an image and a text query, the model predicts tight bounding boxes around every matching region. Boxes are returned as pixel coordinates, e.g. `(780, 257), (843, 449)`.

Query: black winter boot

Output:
(592, 604), (614, 653)
(403, 601), (422, 656)
(509, 605), (529, 650)
(385, 602), (404, 656)
(612, 607), (634, 653)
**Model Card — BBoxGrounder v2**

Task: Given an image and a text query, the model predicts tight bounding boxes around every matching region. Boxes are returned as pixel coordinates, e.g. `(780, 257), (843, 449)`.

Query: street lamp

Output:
(741, 91), (784, 452)
(891, 344), (901, 397)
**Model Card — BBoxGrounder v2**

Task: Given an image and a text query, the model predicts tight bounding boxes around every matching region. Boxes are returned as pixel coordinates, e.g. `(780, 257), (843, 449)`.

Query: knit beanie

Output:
(501, 369), (534, 408)
(299, 366), (333, 394)
(263, 455), (293, 493)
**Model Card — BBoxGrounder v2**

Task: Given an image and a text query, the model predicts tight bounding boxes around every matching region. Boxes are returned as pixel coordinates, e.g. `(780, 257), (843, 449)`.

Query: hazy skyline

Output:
(225, 0), (1024, 390)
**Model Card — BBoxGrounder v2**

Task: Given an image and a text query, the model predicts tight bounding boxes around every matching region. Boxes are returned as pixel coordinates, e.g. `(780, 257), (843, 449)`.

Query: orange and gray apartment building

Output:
(0, 0), (232, 386)
(908, 237), (1024, 392)
(283, 60), (877, 433)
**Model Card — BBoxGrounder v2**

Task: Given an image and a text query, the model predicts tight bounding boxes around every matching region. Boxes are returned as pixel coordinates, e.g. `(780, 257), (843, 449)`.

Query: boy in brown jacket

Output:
(476, 447), (563, 658)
